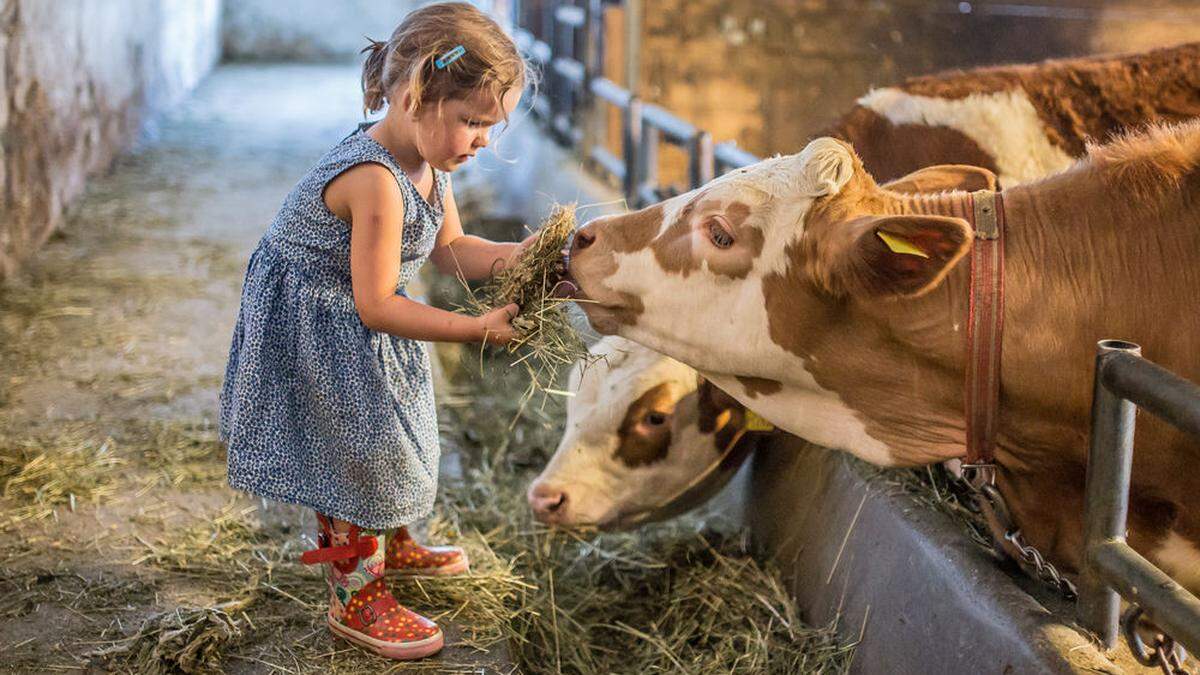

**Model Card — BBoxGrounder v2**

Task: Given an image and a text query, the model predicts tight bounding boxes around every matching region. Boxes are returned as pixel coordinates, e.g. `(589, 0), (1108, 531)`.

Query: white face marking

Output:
(858, 87), (1075, 185)
(1153, 531), (1200, 594)
(529, 337), (715, 526)
(601, 139), (854, 378)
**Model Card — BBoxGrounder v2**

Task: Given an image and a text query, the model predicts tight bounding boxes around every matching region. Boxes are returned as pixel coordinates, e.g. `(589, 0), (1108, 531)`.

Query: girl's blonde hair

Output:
(361, 3), (532, 118)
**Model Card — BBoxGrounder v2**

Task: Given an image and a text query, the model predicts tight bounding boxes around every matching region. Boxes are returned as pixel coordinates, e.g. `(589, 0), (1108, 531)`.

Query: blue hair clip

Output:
(435, 45), (466, 69)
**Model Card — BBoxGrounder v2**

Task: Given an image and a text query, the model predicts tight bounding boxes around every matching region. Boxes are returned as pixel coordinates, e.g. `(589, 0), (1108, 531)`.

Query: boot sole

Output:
(327, 614), (444, 660)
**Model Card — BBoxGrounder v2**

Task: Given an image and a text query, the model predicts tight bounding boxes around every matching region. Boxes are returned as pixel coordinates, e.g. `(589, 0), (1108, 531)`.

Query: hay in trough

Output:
(459, 204), (592, 402)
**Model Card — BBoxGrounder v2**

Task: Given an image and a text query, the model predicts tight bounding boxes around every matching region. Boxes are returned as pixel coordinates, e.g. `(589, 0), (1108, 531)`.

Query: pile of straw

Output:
(461, 204), (591, 400)
(90, 600), (250, 675)
(0, 426), (124, 529)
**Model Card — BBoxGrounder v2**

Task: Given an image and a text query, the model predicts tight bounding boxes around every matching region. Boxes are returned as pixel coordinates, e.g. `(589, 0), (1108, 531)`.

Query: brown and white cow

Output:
(530, 168), (997, 528)
(527, 335), (760, 527)
(565, 120), (1200, 592)
(826, 41), (1200, 186)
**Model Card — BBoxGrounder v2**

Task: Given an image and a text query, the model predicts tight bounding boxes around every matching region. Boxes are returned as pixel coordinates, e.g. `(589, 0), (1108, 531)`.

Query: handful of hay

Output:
(463, 204), (590, 399)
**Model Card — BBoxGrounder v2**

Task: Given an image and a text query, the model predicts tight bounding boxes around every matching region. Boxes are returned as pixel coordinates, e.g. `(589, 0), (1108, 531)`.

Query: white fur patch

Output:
(1153, 531), (1200, 594)
(857, 87), (1075, 185)
(706, 372), (895, 466)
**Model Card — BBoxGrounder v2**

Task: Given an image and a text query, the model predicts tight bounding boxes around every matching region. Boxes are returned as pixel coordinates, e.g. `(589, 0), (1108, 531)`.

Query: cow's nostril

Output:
(529, 482), (569, 521)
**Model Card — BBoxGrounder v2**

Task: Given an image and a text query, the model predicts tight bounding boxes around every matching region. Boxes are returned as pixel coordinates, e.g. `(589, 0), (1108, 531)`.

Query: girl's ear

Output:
(398, 88), (418, 117)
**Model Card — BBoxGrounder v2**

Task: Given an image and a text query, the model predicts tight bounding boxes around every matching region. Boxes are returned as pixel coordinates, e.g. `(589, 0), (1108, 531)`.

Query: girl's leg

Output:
(384, 524), (470, 577)
(301, 512), (443, 660)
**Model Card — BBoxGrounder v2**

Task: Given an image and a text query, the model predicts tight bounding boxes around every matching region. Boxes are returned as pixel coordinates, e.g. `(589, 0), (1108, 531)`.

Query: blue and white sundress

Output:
(219, 122), (447, 529)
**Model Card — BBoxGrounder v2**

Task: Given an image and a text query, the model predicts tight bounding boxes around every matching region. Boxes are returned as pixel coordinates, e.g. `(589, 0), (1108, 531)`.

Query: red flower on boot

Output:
(385, 526), (470, 577)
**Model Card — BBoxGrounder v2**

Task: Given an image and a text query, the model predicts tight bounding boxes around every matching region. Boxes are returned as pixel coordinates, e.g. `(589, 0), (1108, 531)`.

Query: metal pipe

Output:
(623, 97), (642, 206)
(579, 0), (604, 177)
(714, 141), (760, 173)
(1101, 352), (1200, 440)
(1079, 339), (1142, 647)
(637, 121), (659, 208)
(589, 147), (625, 182)
(1092, 540), (1200, 655)
(555, 4), (586, 28)
(590, 77), (631, 108)
(552, 57), (586, 84)
(689, 131), (714, 189)
(641, 103), (696, 144)
(624, 0), (642, 97)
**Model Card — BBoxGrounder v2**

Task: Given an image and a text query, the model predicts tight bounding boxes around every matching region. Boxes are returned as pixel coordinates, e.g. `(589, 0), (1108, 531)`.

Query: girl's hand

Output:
(478, 303), (520, 345)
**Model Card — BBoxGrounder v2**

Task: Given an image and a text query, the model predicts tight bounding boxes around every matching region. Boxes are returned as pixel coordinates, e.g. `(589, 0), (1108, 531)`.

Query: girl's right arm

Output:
(328, 164), (517, 345)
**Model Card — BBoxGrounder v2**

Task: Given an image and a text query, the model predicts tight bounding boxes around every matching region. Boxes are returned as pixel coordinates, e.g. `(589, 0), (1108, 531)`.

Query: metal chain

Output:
(958, 468), (1078, 601)
(961, 466), (1190, 672)
(1000, 528), (1078, 600)
(1123, 606), (1192, 675)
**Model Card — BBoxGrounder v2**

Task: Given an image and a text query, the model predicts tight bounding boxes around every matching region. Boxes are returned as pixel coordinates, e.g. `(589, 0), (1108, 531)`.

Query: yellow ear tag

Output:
(877, 231), (929, 258)
(744, 409), (775, 432)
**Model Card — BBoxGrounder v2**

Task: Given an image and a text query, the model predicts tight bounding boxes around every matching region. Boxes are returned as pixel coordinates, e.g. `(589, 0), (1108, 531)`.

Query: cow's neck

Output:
(810, 178), (1200, 467)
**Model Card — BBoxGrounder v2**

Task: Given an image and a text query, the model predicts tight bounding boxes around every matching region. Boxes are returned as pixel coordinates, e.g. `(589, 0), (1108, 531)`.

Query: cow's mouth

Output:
(551, 245), (581, 299)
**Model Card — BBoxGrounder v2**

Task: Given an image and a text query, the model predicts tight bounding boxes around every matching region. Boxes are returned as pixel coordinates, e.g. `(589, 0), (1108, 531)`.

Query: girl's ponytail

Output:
(361, 38), (390, 114)
(361, 3), (531, 119)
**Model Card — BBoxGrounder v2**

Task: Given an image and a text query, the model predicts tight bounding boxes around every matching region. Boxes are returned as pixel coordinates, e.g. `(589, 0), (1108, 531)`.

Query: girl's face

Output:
(415, 86), (522, 172)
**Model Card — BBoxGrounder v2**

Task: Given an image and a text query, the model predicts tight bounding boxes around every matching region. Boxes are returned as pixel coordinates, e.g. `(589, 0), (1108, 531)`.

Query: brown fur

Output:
(761, 121), (1200, 578)
(650, 197), (764, 280)
(696, 378), (747, 453)
(894, 42), (1200, 156)
(736, 376), (783, 398)
(614, 382), (677, 467)
(571, 204), (665, 329)
(823, 43), (1200, 180)
(825, 107), (999, 183)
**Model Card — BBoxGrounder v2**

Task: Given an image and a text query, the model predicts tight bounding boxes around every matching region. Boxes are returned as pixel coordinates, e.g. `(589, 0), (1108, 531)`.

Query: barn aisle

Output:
(0, 62), (516, 673)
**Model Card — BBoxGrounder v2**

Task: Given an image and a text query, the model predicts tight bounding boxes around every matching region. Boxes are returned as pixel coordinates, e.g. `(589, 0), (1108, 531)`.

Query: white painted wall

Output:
(1, 0), (222, 280)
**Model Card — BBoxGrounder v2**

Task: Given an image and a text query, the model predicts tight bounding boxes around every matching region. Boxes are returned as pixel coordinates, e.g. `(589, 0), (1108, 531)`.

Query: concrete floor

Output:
(0, 61), (612, 673)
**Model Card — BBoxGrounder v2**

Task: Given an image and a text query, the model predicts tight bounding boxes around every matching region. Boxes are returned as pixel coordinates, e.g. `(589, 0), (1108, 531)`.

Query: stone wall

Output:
(0, 0), (222, 281)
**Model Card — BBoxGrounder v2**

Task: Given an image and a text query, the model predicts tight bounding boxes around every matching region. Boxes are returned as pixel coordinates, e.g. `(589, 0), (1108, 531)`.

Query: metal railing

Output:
(513, 0), (760, 209)
(1080, 339), (1200, 662)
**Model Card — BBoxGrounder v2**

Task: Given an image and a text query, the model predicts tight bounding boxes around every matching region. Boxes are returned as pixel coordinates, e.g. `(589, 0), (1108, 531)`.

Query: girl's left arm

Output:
(428, 179), (535, 281)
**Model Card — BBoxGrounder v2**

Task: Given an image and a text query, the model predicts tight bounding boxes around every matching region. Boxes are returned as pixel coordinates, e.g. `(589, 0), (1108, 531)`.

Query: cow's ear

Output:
(830, 214), (972, 298)
(696, 376), (746, 434)
(883, 165), (998, 194)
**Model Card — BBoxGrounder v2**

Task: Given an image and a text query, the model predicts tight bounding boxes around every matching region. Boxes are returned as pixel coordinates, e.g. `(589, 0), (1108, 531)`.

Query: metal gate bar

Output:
(1080, 339), (1200, 654)
(513, 1), (759, 208)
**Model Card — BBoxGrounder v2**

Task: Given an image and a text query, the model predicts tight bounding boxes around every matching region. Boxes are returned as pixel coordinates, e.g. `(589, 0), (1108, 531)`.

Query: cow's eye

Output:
(707, 218), (734, 249)
(644, 411), (668, 426)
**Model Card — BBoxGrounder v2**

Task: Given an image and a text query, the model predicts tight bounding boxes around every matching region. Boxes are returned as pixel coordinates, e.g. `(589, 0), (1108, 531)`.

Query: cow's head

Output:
(566, 140), (979, 378)
(527, 336), (753, 528)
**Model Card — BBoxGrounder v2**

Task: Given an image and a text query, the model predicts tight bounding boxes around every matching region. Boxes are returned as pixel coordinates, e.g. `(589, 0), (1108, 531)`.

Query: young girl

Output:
(219, 3), (534, 661)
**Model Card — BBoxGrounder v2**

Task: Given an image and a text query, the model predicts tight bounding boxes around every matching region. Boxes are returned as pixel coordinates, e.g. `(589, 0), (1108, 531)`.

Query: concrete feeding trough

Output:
(735, 437), (1143, 673)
